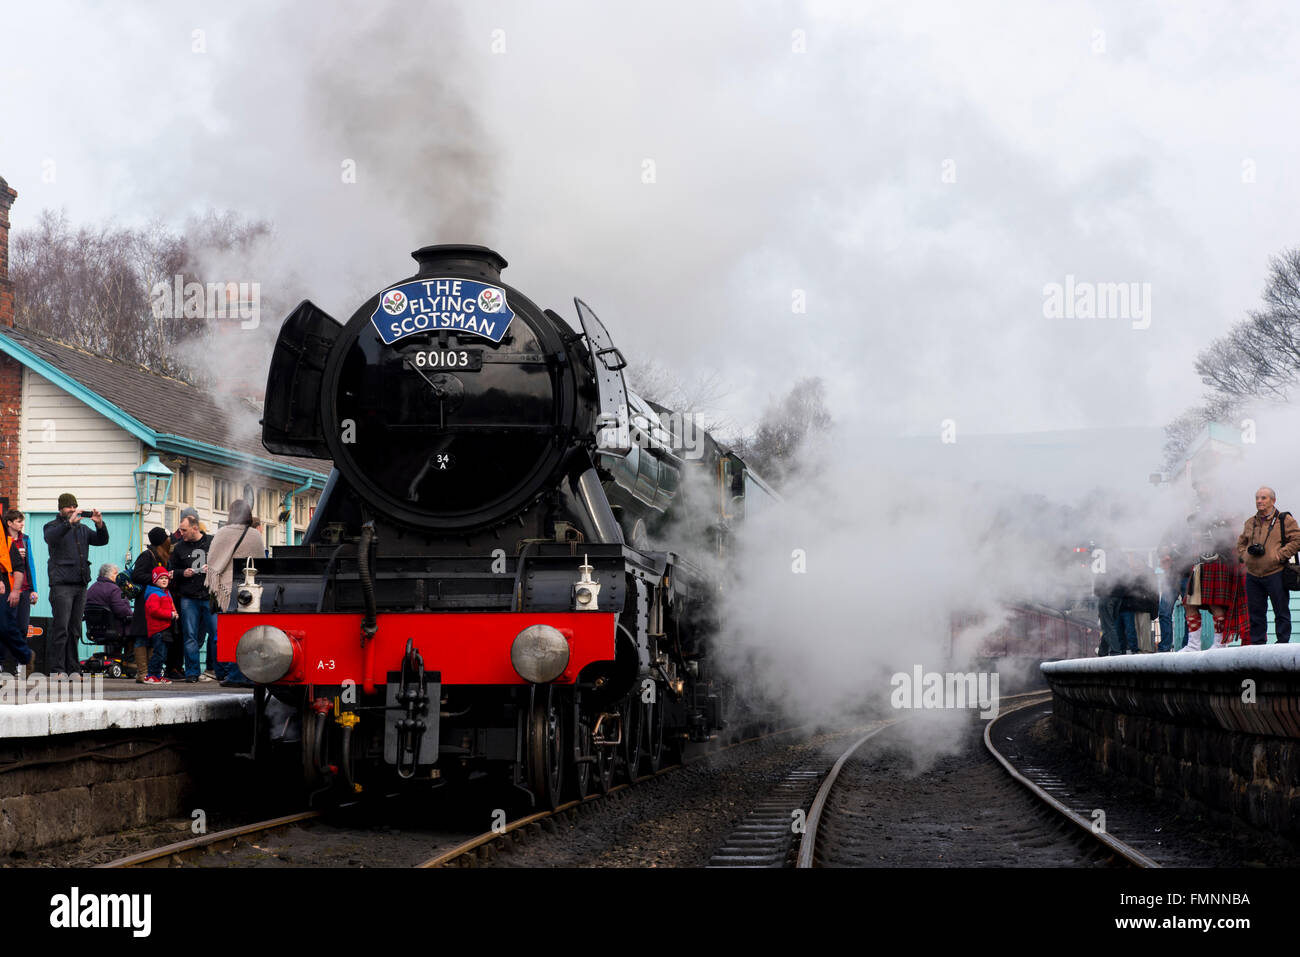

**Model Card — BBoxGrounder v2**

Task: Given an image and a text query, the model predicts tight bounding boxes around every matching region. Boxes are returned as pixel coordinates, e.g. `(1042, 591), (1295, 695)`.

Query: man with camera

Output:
(1237, 487), (1300, 645)
(170, 513), (215, 683)
(43, 492), (109, 675)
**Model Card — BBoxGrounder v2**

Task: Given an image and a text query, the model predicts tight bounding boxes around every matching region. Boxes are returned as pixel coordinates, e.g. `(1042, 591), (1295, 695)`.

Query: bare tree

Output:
(1162, 392), (1245, 472)
(624, 357), (734, 435)
(11, 208), (273, 384)
(1194, 248), (1300, 401)
(729, 377), (832, 486)
(1163, 247), (1300, 470)
(1162, 407), (1207, 472)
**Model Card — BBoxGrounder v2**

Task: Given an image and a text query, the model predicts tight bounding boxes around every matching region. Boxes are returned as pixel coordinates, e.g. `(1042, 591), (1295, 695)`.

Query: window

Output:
(213, 478), (233, 512)
(167, 470), (194, 506)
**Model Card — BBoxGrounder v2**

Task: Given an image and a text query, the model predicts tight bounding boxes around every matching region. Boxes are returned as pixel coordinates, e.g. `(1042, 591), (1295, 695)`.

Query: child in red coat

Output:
(143, 566), (179, 683)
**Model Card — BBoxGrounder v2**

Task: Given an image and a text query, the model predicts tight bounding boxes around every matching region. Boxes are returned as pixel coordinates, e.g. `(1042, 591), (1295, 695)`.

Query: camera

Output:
(79, 509), (94, 518)
(1248, 543), (1266, 557)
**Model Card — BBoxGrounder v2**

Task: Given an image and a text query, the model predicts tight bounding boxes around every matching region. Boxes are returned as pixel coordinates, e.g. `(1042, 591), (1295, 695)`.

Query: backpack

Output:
(1278, 512), (1300, 591)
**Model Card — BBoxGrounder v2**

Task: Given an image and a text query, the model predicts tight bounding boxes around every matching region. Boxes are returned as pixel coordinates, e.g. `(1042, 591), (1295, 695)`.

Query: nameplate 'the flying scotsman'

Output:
(371, 277), (516, 344)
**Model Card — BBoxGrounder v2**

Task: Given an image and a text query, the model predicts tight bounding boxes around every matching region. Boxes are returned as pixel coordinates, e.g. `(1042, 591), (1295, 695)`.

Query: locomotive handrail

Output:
(314, 541), (349, 613)
(510, 542), (538, 612)
(594, 345), (627, 371)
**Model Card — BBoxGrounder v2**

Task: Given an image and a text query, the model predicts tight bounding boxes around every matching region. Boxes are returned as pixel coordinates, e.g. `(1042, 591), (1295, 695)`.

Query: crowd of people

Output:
(1097, 485), (1300, 654)
(0, 492), (266, 687)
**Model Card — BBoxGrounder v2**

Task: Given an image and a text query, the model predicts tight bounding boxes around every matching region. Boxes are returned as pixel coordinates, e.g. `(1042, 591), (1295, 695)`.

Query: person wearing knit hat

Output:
(127, 527), (172, 682)
(141, 565), (178, 683)
(43, 493), (108, 676)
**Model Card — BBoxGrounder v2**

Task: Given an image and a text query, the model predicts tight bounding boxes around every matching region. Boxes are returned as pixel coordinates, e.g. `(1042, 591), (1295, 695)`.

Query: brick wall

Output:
(0, 174), (15, 328)
(0, 176), (18, 505)
(0, 358), (21, 506)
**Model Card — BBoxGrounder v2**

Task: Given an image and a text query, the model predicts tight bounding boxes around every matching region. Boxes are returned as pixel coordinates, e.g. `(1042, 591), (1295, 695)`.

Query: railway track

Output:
(418, 770), (667, 867)
(793, 725), (892, 868)
(704, 765), (829, 867)
(97, 723), (814, 869)
(419, 723), (813, 867)
(796, 691), (1156, 868)
(982, 692), (1158, 868)
(97, 811), (325, 868)
(98, 801), (494, 869)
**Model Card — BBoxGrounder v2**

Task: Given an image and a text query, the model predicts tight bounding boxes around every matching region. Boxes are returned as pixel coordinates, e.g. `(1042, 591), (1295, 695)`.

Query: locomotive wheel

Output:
(591, 708), (616, 795)
(619, 694), (643, 783)
(593, 741), (616, 794)
(640, 687), (665, 775)
(301, 705), (326, 795)
(527, 686), (564, 812)
(564, 700), (592, 802)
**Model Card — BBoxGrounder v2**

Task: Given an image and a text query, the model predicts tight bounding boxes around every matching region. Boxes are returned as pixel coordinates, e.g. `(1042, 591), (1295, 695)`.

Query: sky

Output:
(3, 0), (1298, 451)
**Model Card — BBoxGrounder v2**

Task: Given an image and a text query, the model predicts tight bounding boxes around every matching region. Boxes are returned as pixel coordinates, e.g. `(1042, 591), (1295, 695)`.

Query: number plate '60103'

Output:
(410, 349), (483, 370)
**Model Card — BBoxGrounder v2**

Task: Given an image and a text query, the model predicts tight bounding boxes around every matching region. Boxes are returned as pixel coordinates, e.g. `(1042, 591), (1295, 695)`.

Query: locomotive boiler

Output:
(218, 244), (776, 808)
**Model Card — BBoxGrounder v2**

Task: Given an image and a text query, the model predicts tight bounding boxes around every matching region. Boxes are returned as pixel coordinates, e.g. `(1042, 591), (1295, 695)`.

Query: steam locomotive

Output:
(218, 244), (777, 808)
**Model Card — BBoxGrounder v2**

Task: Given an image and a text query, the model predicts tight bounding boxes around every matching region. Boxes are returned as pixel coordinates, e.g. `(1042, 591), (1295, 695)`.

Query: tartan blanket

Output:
(1188, 561), (1249, 642)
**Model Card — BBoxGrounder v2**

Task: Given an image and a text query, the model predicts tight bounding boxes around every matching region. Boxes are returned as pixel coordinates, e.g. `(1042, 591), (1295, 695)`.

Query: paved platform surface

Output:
(1043, 643), (1300, 676)
(79, 679), (250, 699)
(0, 675), (254, 738)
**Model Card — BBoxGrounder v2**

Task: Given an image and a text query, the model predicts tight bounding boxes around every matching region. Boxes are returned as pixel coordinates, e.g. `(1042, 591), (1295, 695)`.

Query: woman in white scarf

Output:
(204, 499), (267, 612)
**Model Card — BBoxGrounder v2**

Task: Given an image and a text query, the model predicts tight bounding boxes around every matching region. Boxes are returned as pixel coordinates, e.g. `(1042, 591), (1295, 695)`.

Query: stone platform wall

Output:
(1043, 646), (1300, 838)
(0, 719), (250, 856)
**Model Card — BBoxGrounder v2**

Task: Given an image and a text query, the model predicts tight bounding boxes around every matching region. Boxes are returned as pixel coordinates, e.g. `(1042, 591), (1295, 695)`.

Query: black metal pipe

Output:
(572, 467), (623, 544)
(340, 724), (354, 793)
(358, 520), (377, 638)
(314, 541), (347, 613)
(312, 711), (327, 773)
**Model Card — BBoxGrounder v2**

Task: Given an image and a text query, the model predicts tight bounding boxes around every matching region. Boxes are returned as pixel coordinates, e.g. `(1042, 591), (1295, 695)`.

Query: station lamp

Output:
(133, 454), (174, 510)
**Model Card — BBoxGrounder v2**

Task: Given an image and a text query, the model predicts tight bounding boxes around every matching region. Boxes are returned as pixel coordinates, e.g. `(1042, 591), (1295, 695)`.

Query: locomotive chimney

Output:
(411, 244), (508, 284)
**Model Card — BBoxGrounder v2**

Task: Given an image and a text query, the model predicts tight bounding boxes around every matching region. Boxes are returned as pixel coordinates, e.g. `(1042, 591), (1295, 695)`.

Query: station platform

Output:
(0, 673), (253, 738)
(1042, 645), (1300, 838)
